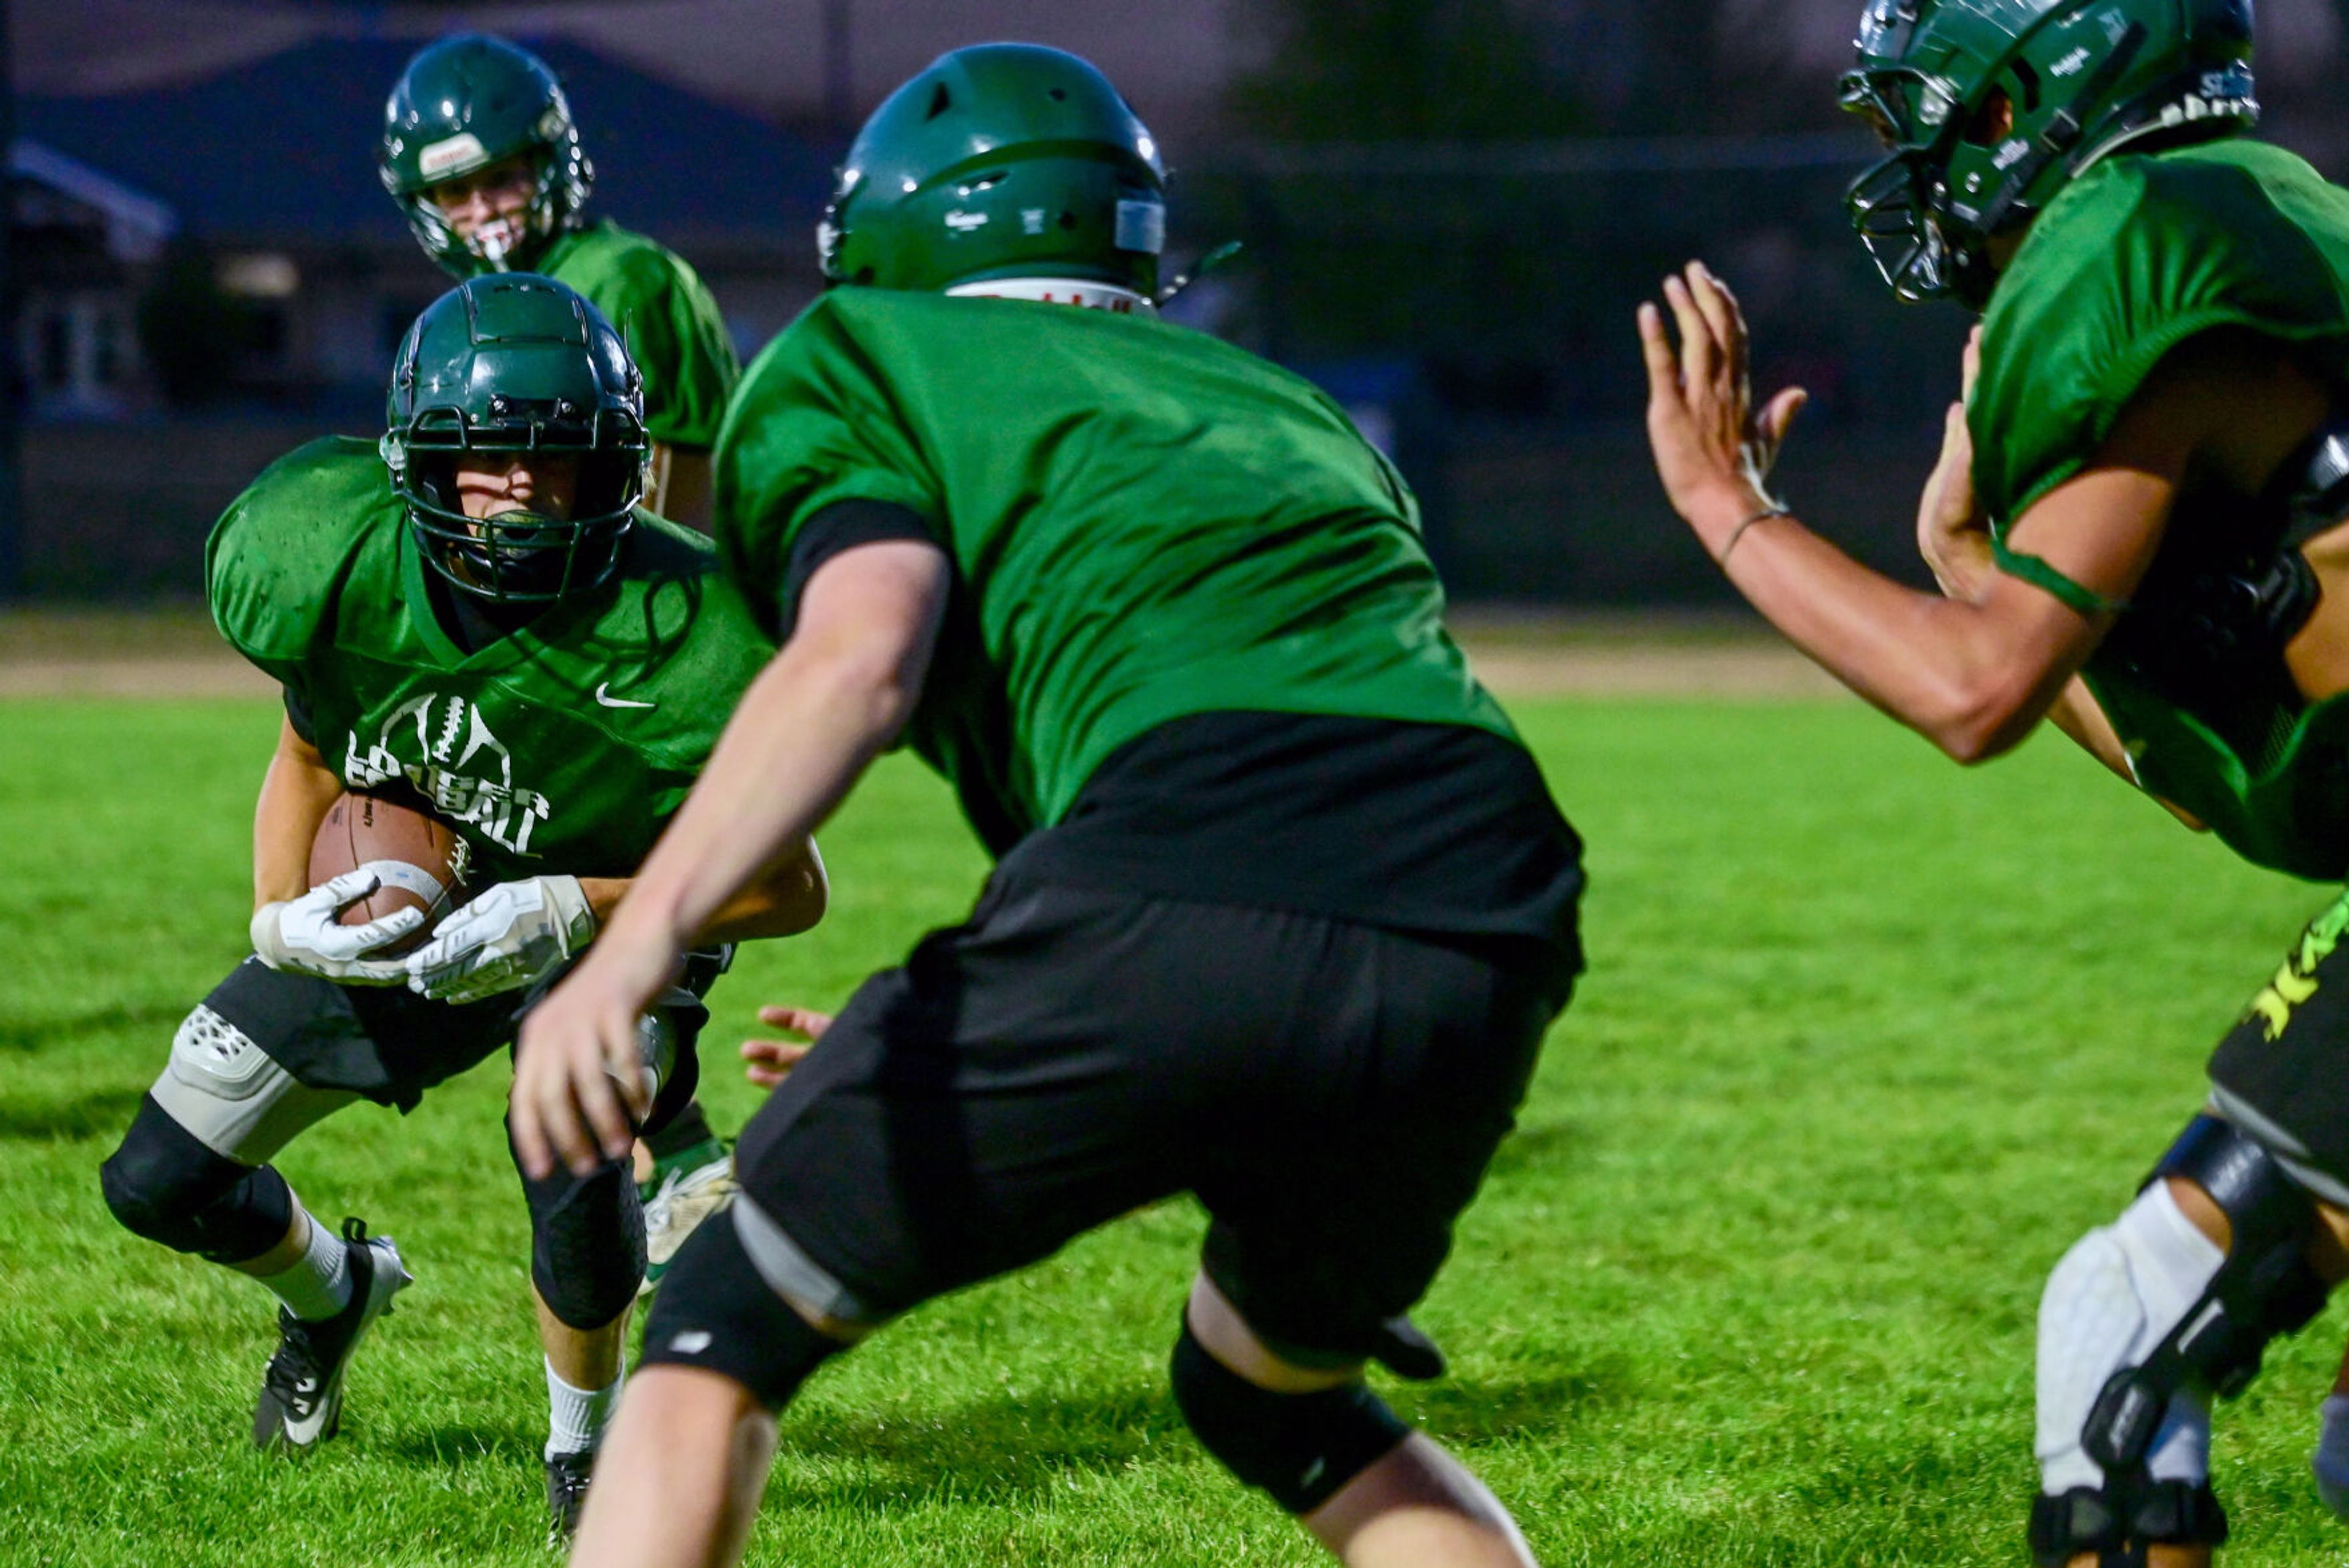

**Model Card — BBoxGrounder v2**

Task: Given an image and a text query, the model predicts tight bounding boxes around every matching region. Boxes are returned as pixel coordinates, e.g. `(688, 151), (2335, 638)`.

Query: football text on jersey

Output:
(342, 693), (554, 856)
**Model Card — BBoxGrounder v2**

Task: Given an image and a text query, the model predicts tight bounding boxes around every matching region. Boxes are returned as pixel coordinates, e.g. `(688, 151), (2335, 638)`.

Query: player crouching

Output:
(97, 274), (822, 1540)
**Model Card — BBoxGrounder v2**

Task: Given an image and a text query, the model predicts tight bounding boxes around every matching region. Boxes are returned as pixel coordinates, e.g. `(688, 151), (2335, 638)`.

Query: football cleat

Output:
(251, 1217), (412, 1452)
(637, 1138), (736, 1298)
(544, 1448), (597, 1543)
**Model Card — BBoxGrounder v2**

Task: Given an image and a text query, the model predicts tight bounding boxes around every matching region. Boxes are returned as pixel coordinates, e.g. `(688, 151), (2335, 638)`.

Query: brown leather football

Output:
(308, 791), (472, 956)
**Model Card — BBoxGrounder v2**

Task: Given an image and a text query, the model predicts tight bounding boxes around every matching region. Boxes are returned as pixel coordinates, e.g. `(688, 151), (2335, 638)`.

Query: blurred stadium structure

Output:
(5, 0), (2344, 604)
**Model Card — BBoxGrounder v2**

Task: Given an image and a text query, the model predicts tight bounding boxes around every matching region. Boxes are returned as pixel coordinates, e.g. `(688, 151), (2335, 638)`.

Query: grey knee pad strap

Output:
(149, 1003), (357, 1164)
(1169, 1320), (1411, 1515)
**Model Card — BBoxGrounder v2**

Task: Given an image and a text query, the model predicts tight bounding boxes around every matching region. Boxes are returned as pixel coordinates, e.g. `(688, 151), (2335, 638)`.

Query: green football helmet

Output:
(820, 43), (1167, 300)
(1840, 0), (2257, 306)
(379, 34), (593, 275)
(382, 275), (647, 604)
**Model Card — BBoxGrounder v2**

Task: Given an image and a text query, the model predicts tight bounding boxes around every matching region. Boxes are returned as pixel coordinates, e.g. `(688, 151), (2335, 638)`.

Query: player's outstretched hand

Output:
(250, 865), (423, 986)
(1917, 325), (1990, 598)
(511, 936), (678, 1178)
(741, 1005), (833, 1090)
(406, 875), (595, 1004)
(1638, 261), (1808, 552)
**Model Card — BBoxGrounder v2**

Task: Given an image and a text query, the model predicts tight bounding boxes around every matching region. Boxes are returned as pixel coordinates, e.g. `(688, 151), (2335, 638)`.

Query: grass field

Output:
(5, 690), (2347, 1565)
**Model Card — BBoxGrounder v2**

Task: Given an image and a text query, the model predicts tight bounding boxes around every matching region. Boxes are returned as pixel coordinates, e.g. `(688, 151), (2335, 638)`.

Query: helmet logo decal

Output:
(1021, 207), (1048, 235)
(944, 210), (989, 232)
(418, 132), (489, 181)
(2052, 46), (2093, 78)
(1114, 199), (1164, 255)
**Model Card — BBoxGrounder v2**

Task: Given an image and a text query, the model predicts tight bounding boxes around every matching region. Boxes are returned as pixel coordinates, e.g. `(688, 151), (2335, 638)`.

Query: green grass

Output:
(2, 693), (2344, 1564)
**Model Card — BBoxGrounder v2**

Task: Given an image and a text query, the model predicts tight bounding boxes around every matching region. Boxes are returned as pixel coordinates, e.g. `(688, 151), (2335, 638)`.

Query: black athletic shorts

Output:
(200, 949), (724, 1117)
(733, 868), (1575, 1362)
(2207, 888), (2349, 1200)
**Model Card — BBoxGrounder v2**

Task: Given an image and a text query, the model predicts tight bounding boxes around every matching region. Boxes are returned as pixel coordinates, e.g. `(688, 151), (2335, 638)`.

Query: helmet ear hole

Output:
(1962, 88), (2016, 147)
(2008, 58), (2042, 114)
(926, 83), (952, 120)
(576, 451), (636, 517)
(414, 454), (459, 511)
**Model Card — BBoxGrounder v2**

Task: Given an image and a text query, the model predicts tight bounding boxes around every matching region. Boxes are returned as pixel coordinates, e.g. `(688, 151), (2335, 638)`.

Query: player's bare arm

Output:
(1640, 264), (2334, 763)
(511, 539), (949, 1178)
(252, 714), (345, 907)
(1912, 325), (2212, 823)
(575, 840), (826, 946)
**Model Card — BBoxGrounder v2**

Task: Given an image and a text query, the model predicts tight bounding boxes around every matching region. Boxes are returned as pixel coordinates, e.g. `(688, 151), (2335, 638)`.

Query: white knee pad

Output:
(2036, 1182), (2223, 1495)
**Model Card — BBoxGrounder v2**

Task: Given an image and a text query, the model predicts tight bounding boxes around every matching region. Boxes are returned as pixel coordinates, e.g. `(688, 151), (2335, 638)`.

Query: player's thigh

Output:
(730, 879), (1211, 1322)
(1197, 926), (1571, 1363)
(2208, 886), (2349, 1204)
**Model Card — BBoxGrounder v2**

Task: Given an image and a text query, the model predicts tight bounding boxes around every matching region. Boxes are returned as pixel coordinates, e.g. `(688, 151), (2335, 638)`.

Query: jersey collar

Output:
(944, 278), (1157, 317)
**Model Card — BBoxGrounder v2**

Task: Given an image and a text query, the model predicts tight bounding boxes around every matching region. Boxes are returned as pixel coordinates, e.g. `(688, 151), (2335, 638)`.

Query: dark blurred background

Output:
(6, 0), (2345, 604)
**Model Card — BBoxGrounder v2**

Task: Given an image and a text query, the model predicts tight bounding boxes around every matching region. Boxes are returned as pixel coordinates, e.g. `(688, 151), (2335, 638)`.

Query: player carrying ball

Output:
(97, 274), (822, 1540)
(1641, 1), (2349, 1562)
(379, 31), (748, 1281)
(510, 43), (1586, 1568)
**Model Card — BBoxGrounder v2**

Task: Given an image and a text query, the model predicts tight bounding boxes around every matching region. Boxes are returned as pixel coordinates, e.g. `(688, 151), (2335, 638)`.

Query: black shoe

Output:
(545, 1448), (598, 1544)
(251, 1217), (412, 1452)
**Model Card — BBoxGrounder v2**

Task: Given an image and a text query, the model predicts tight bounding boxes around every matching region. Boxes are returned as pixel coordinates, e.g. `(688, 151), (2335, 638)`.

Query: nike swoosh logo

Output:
(595, 682), (656, 710)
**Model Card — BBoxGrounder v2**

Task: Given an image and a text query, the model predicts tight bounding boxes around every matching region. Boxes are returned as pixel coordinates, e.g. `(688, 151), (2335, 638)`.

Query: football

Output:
(308, 790), (472, 955)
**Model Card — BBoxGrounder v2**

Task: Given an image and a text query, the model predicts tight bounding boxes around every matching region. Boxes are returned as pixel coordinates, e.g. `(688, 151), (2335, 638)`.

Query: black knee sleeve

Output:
(640, 1210), (845, 1410)
(100, 1093), (294, 1263)
(512, 1124), (644, 1330)
(1169, 1320), (1412, 1515)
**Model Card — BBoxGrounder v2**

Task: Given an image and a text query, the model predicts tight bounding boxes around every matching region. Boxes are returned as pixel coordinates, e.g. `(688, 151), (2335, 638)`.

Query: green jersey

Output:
(529, 221), (739, 449)
(716, 289), (1513, 845)
(1973, 141), (2349, 878)
(209, 437), (773, 886)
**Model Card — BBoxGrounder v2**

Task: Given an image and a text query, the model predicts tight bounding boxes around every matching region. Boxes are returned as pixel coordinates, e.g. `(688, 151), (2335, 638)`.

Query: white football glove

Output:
(250, 865), (426, 986)
(405, 875), (596, 1005)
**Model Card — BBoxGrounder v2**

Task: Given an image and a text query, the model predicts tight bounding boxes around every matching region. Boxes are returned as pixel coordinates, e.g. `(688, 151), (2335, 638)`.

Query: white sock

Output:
(546, 1356), (625, 1461)
(2313, 1394), (2349, 1518)
(255, 1207), (353, 1322)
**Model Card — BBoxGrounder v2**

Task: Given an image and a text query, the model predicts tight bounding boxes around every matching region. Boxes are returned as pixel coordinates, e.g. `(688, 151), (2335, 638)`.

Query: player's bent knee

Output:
(518, 1149), (645, 1329)
(1170, 1318), (1411, 1515)
(100, 1093), (294, 1262)
(2031, 1114), (2331, 1567)
(640, 1209), (848, 1410)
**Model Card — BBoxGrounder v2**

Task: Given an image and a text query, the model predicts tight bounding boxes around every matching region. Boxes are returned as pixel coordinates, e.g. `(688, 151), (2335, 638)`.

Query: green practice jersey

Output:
(1973, 141), (2349, 878)
(716, 290), (1514, 845)
(529, 221), (739, 450)
(209, 437), (773, 886)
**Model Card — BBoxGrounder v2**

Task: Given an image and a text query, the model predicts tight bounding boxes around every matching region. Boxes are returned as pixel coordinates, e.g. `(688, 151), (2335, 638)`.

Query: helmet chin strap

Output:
(944, 278), (1156, 316)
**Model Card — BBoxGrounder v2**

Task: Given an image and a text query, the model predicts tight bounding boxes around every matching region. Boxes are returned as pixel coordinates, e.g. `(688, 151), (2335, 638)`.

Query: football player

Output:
(379, 31), (746, 1277)
(97, 274), (823, 1540)
(510, 43), (1586, 1568)
(1640, 2), (2349, 1563)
